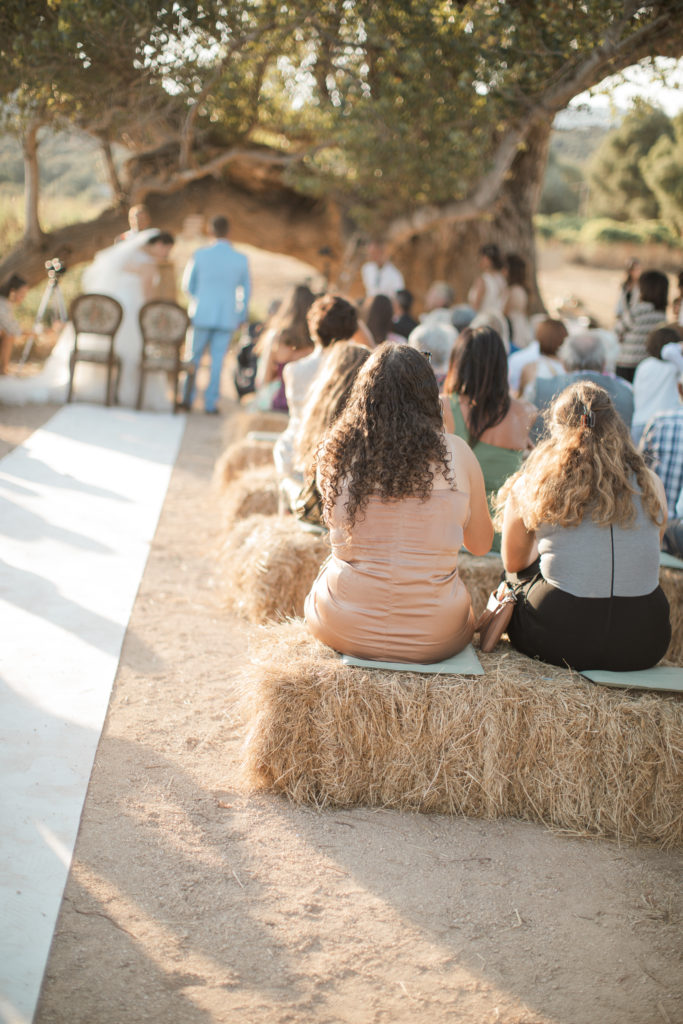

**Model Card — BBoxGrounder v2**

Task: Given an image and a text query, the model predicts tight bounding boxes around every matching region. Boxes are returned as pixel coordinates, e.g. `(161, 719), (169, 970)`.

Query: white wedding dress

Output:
(0, 229), (172, 410)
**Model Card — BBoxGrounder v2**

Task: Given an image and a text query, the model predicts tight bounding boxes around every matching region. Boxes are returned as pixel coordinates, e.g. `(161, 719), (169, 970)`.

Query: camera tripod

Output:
(19, 275), (68, 366)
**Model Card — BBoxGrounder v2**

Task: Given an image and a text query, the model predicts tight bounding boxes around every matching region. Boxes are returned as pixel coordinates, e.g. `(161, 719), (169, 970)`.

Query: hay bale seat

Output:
(240, 620), (683, 847)
(214, 438), (276, 489)
(232, 409), (289, 440)
(221, 466), (279, 529)
(660, 568), (683, 666)
(220, 514), (330, 622)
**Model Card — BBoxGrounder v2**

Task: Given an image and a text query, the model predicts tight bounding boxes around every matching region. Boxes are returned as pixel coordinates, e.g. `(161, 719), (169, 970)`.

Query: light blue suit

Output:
(182, 239), (251, 411)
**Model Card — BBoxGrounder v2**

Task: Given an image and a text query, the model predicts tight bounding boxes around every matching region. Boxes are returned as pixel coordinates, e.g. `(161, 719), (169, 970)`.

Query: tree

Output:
(1, 1), (682, 307)
(587, 101), (673, 221)
(640, 112), (683, 236)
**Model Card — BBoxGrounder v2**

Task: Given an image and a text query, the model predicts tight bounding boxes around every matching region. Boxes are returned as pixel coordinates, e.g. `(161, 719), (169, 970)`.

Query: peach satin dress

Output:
(304, 488), (475, 663)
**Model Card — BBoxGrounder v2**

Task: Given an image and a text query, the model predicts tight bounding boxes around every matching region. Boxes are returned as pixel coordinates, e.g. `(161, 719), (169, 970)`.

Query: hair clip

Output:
(580, 404), (595, 429)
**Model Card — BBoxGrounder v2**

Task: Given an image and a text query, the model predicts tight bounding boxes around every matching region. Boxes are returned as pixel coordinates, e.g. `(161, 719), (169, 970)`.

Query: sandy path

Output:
(20, 399), (680, 1024)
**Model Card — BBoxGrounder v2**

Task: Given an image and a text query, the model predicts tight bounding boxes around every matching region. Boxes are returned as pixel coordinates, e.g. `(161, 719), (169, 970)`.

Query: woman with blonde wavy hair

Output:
(305, 344), (493, 662)
(496, 380), (670, 670)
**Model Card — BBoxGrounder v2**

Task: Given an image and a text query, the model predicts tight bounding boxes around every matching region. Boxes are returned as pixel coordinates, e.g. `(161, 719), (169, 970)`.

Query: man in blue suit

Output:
(182, 215), (251, 413)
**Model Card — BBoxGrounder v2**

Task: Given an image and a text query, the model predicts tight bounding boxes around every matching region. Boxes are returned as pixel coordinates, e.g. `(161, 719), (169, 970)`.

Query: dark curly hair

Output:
(443, 326), (510, 445)
(317, 344), (453, 528)
(307, 294), (358, 348)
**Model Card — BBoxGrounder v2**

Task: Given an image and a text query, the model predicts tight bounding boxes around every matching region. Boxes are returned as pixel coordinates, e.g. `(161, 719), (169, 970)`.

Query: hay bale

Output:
(233, 409), (289, 439)
(240, 620), (683, 847)
(221, 466), (279, 528)
(458, 552), (503, 618)
(220, 515), (330, 622)
(660, 568), (683, 666)
(214, 438), (275, 489)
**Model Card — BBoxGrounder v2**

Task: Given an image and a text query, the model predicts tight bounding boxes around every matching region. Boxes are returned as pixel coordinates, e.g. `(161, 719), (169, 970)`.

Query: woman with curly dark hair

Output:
(305, 344), (493, 662)
(441, 326), (534, 550)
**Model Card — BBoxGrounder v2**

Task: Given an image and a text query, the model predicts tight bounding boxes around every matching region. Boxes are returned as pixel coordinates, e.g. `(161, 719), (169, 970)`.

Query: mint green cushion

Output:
(581, 666), (683, 692)
(341, 644), (483, 675)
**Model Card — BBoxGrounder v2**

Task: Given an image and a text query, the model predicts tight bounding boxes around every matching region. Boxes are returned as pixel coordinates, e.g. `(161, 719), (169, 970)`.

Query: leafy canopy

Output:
(1, 0), (681, 227)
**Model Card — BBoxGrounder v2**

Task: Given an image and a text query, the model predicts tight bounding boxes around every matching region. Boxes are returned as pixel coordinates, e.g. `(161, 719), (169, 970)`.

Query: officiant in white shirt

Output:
(361, 240), (405, 300)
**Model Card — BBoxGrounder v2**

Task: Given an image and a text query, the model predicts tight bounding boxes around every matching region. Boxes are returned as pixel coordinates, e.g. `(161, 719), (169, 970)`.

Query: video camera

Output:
(45, 257), (67, 278)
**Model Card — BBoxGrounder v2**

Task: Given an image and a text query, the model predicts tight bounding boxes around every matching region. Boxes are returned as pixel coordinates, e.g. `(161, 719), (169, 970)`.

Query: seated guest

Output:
(391, 288), (419, 339)
(408, 320), (457, 389)
(274, 295), (358, 484)
(0, 275), (29, 374)
(441, 327), (534, 550)
(631, 325), (683, 445)
(617, 269), (668, 382)
(305, 345), (493, 663)
(421, 281), (456, 324)
(529, 331), (634, 444)
(508, 317), (566, 395)
(517, 318), (567, 400)
(289, 342), (371, 522)
(496, 381), (670, 671)
(360, 293), (403, 346)
(640, 395), (683, 516)
(254, 284), (315, 411)
(662, 485), (683, 559)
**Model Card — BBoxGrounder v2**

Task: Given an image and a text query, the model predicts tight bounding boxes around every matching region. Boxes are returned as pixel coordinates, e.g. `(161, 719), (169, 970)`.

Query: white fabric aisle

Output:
(0, 405), (186, 1024)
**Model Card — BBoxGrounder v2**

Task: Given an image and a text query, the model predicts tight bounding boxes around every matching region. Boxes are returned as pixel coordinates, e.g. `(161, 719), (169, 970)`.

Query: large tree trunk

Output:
(23, 122), (43, 246)
(390, 120), (552, 314)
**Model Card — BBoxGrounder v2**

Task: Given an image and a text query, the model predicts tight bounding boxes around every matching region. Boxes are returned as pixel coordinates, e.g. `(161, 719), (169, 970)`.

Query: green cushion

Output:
(581, 666), (683, 692)
(341, 644), (483, 675)
(659, 551), (683, 570)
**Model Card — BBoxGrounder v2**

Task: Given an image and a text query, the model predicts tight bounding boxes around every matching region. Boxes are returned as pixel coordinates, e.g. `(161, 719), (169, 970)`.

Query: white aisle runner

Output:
(0, 406), (185, 1024)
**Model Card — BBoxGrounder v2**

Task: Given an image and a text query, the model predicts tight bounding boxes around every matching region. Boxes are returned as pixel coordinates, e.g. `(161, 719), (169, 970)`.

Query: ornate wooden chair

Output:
(67, 293), (124, 405)
(137, 300), (194, 413)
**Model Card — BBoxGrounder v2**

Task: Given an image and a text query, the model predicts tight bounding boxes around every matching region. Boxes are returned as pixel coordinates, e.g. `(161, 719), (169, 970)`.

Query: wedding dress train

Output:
(0, 229), (172, 411)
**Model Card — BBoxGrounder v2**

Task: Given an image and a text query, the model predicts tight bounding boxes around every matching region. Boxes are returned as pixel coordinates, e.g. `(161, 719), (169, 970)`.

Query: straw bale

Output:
(221, 466), (279, 529)
(233, 409), (289, 440)
(458, 553), (503, 618)
(240, 620), (683, 847)
(660, 568), (683, 666)
(214, 438), (275, 489)
(220, 515), (330, 622)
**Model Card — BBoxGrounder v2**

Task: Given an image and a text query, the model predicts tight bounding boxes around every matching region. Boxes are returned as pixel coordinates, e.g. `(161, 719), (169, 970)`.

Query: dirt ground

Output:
(0, 396), (677, 1024)
(1, 253), (681, 1024)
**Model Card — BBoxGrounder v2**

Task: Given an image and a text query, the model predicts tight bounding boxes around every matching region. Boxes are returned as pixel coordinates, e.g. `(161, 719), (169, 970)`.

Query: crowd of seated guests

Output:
(238, 242), (682, 672)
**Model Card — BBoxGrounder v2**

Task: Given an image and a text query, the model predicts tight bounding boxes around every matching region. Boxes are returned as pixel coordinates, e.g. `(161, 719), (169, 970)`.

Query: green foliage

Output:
(534, 212), (682, 248)
(587, 101), (673, 221)
(0, 1), (682, 232)
(640, 112), (683, 236)
(539, 148), (584, 215)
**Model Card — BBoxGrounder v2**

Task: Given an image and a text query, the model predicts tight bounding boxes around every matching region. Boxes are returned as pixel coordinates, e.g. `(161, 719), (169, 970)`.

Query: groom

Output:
(182, 215), (251, 413)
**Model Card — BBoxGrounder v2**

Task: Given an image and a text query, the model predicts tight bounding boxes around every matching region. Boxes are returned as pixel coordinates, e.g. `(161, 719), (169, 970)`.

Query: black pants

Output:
(505, 559), (671, 671)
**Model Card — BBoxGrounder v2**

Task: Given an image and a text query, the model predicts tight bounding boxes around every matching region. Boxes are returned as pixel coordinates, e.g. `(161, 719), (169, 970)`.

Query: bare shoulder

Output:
(441, 432), (479, 486)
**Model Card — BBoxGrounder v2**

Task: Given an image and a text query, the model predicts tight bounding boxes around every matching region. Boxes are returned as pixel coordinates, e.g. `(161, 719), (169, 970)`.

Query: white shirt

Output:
(361, 261), (405, 299)
(508, 340), (539, 393)
(632, 344), (683, 428)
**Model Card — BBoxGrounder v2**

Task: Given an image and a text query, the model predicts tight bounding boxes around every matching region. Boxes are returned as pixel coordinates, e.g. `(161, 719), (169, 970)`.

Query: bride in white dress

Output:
(0, 228), (175, 410)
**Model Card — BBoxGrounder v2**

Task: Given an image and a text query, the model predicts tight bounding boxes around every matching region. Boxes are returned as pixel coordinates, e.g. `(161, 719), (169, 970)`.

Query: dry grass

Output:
(219, 514), (330, 622)
(660, 568), (683, 667)
(232, 409), (289, 440)
(240, 620), (683, 847)
(214, 438), (275, 490)
(458, 553), (504, 618)
(221, 466), (279, 529)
